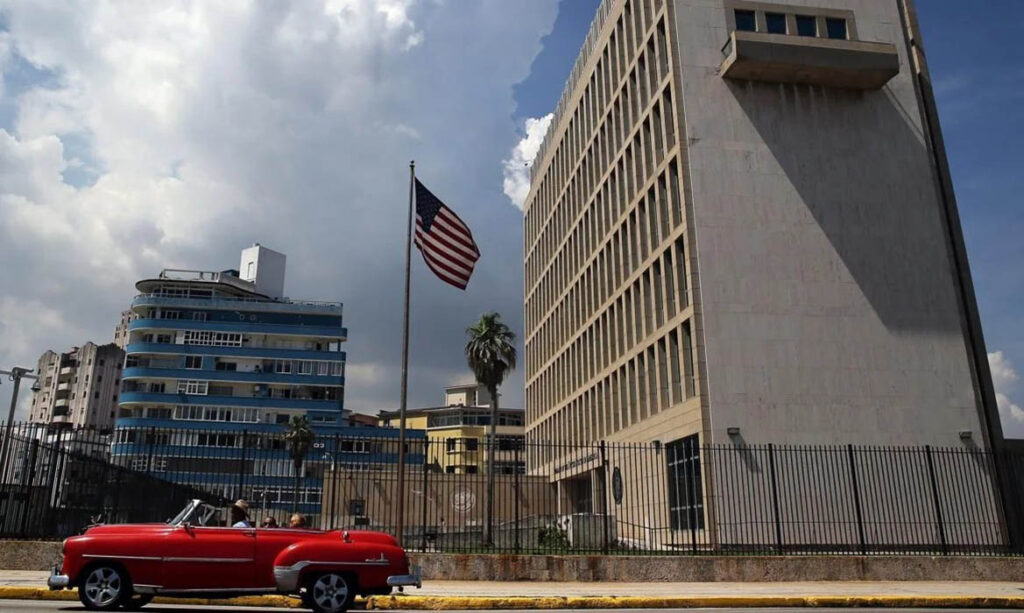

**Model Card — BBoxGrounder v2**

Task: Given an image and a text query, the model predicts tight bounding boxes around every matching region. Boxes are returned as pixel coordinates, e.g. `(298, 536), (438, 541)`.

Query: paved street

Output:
(0, 607), (1014, 613)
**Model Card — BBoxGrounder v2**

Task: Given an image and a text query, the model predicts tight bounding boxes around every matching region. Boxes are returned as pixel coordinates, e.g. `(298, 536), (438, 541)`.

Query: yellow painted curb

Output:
(364, 594), (1024, 609)
(3, 587), (1024, 609)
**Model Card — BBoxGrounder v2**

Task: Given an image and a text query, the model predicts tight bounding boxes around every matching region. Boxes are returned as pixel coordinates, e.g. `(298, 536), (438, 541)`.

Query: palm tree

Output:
(283, 415), (315, 514)
(464, 312), (517, 546)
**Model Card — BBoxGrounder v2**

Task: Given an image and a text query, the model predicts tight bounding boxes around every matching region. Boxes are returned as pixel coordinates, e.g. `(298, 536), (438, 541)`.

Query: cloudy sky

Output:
(1, 1), (1022, 438)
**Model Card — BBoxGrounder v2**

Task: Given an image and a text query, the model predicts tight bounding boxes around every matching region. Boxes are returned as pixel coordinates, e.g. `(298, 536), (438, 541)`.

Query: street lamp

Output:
(0, 367), (40, 478)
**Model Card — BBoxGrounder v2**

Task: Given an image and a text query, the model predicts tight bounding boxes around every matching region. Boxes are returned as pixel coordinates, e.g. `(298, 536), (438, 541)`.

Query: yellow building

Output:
(378, 384), (525, 475)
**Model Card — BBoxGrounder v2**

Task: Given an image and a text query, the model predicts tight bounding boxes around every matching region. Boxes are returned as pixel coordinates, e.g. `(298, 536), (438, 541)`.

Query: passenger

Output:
(261, 516), (279, 528)
(289, 513), (308, 529)
(230, 500), (253, 528)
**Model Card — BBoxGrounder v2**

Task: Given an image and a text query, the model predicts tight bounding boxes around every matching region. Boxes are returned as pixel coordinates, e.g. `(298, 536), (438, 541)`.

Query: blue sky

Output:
(0, 0), (1021, 436)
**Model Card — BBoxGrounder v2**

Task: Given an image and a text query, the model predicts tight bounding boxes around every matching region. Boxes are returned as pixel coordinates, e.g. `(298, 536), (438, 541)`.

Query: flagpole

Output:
(395, 160), (415, 547)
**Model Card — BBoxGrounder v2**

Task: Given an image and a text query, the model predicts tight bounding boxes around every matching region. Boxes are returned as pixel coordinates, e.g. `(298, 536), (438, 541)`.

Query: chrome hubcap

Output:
(313, 573), (348, 611)
(84, 567), (122, 607)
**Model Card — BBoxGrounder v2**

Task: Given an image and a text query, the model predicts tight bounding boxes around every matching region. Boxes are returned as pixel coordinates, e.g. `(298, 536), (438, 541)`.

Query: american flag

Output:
(413, 179), (481, 290)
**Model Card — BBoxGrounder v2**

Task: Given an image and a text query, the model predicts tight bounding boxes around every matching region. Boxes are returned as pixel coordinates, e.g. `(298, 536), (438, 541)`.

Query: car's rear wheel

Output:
(120, 593), (154, 610)
(78, 564), (128, 611)
(306, 572), (353, 613)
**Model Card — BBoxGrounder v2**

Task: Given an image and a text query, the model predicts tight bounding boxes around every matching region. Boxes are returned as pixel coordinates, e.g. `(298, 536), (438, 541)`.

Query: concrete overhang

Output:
(720, 30), (899, 90)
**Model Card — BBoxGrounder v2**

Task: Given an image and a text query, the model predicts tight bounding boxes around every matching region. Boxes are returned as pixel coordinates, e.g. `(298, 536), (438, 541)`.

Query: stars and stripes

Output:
(413, 178), (480, 290)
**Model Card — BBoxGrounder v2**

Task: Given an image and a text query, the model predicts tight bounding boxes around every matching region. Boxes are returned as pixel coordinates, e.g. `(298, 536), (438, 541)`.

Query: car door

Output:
(161, 525), (257, 591)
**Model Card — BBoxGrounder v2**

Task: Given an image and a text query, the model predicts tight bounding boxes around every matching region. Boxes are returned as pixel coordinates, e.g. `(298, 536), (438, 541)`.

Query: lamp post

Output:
(0, 367), (40, 481)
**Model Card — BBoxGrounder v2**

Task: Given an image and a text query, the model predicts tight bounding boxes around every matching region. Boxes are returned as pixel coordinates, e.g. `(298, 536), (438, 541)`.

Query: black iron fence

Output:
(0, 424), (227, 539)
(2, 421), (1023, 556)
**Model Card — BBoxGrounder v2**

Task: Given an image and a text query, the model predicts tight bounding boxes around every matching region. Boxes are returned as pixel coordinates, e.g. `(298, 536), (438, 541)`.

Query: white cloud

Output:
(989, 351), (1024, 438)
(0, 1), (558, 417)
(501, 112), (552, 210)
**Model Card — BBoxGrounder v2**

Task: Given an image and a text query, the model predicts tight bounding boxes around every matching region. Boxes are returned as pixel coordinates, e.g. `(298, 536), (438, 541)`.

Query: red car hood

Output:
(82, 523), (175, 536)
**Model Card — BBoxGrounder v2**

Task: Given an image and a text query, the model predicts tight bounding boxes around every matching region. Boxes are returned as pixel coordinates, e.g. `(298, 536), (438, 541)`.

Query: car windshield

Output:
(167, 500), (224, 527)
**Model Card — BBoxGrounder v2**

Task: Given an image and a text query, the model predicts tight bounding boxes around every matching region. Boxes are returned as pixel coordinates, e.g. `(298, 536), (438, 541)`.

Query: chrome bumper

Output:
(387, 565), (422, 589)
(47, 567), (70, 590)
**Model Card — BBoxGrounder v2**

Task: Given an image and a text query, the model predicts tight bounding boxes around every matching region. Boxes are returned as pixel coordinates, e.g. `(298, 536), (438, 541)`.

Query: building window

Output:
(666, 434), (704, 531)
(795, 14), (816, 36)
(465, 465), (478, 474)
(734, 9), (755, 32)
(177, 380), (208, 395)
(191, 312), (208, 321)
(825, 17), (847, 39)
(160, 310), (180, 320)
(185, 356), (202, 370)
(464, 438), (479, 452)
(215, 360), (237, 371)
(765, 12), (786, 34)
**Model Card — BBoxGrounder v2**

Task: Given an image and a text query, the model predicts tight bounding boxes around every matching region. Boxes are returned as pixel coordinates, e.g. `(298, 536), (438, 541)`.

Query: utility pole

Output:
(0, 367), (41, 482)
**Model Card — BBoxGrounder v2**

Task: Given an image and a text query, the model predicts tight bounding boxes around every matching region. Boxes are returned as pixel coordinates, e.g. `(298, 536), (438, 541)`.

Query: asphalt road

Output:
(2, 605), (1022, 613)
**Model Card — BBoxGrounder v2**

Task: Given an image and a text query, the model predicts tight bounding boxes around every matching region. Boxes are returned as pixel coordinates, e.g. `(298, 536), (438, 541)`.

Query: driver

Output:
(229, 499), (253, 528)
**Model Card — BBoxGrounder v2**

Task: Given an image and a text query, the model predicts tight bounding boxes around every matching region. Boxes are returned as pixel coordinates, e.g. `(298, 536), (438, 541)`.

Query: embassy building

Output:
(523, 0), (1007, 546)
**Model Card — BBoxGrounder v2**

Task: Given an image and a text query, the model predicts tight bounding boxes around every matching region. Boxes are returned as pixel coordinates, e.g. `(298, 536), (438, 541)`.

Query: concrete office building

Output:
(378, 384), (526, 475)
(113, 310), (136, 350)
(523, 0), (1005, 547)
(29, 343), (125, 431)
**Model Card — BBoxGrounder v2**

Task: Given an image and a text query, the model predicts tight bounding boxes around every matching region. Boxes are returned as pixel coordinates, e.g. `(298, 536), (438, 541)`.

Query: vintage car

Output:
(47, 499), (421, 612)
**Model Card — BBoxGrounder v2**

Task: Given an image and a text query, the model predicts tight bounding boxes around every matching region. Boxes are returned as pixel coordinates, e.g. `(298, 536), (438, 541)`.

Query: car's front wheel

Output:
(78, 564), (128, 611)
(306, 572), (353, 613)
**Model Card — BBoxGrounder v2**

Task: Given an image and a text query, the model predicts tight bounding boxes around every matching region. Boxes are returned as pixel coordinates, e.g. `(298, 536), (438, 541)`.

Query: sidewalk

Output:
(3, 571), (1023, 608)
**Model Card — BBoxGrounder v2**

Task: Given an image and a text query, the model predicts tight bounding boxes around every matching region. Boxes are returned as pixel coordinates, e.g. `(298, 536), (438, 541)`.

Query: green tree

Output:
(464, 312), (517, 546)
(283, 415), (315, 514)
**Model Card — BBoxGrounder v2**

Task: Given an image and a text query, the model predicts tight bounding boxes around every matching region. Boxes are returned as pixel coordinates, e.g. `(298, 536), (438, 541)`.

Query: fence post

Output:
(767, 443), (783, 554)
(420, 439), (430, 551)
(845, 444), (867, 555)
(146, 426), (156, 474)
(924, 445), (948, 555)
(238, 430), (248, 503)
(19, 438), (40, 537)
(599, 441), (609, 554)
(515, 442), (522, 553)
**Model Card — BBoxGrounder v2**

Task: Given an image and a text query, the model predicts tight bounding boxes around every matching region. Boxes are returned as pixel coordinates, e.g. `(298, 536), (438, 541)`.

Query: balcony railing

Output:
(132, 293), (343, 315)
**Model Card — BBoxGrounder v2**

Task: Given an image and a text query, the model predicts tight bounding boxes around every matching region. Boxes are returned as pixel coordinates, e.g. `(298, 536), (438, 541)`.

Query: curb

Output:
(365, 595), (1024, 609)
(3, 587), (1024, 609)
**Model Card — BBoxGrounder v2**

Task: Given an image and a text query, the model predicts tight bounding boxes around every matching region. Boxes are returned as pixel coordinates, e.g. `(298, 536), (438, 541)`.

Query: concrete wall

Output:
(672, 0), (983, 448)
(8, 539), (1024, 581)
(412, 552), (1024, 582)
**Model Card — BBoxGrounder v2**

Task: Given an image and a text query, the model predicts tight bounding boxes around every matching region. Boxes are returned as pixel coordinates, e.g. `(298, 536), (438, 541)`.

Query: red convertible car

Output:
(47, 499), (421, 612)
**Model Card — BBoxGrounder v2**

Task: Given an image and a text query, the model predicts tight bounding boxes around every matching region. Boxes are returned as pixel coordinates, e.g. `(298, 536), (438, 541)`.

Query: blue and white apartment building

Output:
(112, 244), (422, 518)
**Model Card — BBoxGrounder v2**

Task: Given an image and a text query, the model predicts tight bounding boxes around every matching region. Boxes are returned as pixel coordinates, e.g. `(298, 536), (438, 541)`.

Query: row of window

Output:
(182, 330), (244, 347)
(734, 8), (848, 40)
(528, 237), (691, 422)
(528, 322), (694, 450)
(527, 154), (686, 378)
(525, 0), (671, 285)
(425, 411), (525, 428)
(174, 405), (260, 423)
(137, 331), (341, 352)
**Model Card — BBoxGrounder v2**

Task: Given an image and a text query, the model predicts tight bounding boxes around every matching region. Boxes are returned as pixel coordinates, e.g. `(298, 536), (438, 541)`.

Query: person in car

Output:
(289, 513), (308, 528)
(261, 516), (279, 528)
(230, 500), (253, 528)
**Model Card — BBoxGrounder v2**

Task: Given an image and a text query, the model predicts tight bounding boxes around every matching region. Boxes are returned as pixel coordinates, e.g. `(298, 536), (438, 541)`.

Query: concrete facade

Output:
(523, 0), (998, 461)
(522, 0), (1004, 549)
(28, 342), (125, 431)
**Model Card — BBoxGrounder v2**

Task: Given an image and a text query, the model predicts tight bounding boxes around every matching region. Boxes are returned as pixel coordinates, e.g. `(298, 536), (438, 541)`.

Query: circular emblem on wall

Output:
(612, 466), (623, 505)
(451, 489), (477, 513)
